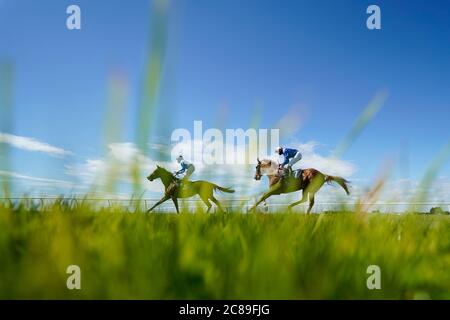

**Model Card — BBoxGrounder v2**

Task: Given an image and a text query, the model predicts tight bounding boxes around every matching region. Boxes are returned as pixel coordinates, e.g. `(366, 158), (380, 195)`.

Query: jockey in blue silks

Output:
(276, 146), (302, 175)
(175, 155), (195, 182)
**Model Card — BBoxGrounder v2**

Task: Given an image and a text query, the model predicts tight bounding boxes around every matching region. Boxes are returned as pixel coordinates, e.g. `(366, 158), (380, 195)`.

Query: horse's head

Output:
(255, 158), (278, 180)
(254, 158), (263, 180)
(147, 165), (163, 182)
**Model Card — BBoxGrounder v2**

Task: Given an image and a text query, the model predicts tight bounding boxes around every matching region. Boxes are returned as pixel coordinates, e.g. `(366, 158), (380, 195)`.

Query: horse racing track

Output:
(1, 199), (450, 299)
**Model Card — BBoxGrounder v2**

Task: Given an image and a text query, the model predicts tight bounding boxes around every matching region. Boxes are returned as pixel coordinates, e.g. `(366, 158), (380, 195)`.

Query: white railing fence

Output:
(1, 197), (449, 213)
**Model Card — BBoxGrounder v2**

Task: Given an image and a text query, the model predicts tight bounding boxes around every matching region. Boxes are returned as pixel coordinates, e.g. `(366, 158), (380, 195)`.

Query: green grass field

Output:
(1, 201), (450, 299)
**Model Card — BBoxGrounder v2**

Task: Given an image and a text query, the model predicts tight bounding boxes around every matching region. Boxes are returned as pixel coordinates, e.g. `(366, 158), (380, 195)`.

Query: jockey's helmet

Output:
(275, 147), (283, 155)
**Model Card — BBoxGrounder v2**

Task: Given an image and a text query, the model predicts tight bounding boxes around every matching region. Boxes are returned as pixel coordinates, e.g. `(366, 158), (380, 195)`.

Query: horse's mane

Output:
(259, 159), (279, 173)
(156, 166), (177, 181)
(260, 159), (278, 175)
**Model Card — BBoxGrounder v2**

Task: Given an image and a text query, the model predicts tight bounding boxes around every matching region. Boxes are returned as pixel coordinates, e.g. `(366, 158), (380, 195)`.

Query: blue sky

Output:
(0, 0), (449, 203)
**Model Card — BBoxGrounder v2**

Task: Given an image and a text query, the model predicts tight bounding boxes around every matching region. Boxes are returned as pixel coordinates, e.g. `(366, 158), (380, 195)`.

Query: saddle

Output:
(278, 168), (303, 179)
(296, 169), (303, 179)
(178, 178), (194, 190)
(278, 168), (303, 189)
(166, 177), (191, 196)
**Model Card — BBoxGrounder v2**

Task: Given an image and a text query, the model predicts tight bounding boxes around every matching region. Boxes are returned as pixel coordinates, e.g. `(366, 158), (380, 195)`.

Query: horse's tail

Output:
(213, 185), (235, 193)
(325, 175), (350, 195)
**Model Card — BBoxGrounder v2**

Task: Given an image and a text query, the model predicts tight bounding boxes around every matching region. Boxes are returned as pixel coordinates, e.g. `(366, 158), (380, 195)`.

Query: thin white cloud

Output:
(0, 133), (72, 157)
(0, 170), (78, 189)
(65, 142), (170, 194)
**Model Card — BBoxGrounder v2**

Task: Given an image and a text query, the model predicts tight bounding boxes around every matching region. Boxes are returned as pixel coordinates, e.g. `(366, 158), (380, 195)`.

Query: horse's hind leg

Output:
(200, 195), (212, 213)
(288, 192), (308, 209)
(172, 197), (180, 214)
(210, 196), (225, 213)
(306, 177), (324, 213)
(307, 193), (315, 214)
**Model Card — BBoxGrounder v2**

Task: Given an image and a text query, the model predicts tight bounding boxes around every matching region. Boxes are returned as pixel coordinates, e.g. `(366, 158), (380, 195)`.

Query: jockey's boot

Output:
(166, 181), (177, 196)
(286, 166), (293, 178)
(282, 167), (290, 178)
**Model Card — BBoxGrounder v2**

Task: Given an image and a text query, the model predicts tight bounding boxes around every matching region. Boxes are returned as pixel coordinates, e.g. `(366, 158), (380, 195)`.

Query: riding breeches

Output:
(182, 165), (195, 181)
(287, 152), (302, 168)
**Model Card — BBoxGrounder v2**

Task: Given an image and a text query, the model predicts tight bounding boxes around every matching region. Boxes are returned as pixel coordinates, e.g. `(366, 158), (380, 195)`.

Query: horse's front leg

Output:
(147, 195), (170, 213)
(249, 190), (276, 212)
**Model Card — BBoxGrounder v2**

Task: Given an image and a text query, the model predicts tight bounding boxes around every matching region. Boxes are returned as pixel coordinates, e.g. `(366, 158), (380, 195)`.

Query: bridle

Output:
(254, 162), (262, 180)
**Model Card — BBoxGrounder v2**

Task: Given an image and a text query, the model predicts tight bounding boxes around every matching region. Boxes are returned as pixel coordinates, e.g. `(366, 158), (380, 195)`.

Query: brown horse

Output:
(146, 165), (235, 213)
(250, 158), (350, 213)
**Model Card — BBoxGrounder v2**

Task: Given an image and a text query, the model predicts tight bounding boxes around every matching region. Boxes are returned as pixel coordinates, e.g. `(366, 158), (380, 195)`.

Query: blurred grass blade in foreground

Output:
(334, 90), (388, 158)
(0, 61), (14, 197)
(133, 0), (170, 194)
